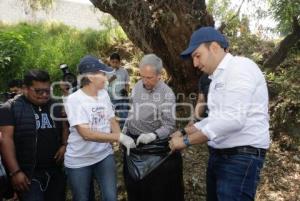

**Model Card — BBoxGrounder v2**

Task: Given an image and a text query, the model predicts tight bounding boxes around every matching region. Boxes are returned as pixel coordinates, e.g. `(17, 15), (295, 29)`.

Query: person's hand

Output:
(119, 133), (136, 155)
(120, 89), (128, 97)
(59, 81), (70, 96)
(169, 136), (186, 152)
(187, 120), (195, 127)
(170, 130), (183, 138)
(54, 145), (66, 163)
(11, 171), (30, 192)
(136, 133), (157, 146)
(11, 192), (19, 201)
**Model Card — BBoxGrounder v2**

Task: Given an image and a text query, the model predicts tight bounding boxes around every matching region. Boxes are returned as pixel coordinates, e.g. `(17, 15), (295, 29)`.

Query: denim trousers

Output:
(65, 154), (117, 201)
(19, 167), (66, 201)
(206, 148), (265, 201)
(112, 99), (129, 129)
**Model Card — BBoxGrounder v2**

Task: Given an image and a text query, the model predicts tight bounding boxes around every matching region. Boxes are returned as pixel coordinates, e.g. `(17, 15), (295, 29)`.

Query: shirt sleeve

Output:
(0, 102), (15, 126)
(64, 97), (89, 127)
(195, 60), (259, 141)
(155, 91), (176, 139)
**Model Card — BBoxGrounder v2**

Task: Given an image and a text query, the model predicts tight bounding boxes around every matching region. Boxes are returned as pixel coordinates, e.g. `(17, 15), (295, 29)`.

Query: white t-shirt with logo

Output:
(64, 89), (115, 168)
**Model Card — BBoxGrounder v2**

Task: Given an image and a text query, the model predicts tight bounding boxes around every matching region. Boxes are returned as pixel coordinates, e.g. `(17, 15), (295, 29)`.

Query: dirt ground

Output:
(180, 134), (300, 201)
(65, 133), (300, 201)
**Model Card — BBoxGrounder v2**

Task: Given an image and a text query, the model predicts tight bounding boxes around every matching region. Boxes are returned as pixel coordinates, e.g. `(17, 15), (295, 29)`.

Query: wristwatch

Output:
(183, 135), (191, 147)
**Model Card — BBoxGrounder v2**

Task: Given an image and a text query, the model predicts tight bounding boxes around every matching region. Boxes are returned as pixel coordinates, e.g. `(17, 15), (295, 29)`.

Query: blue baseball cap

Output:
(180, 27), (229, 59)
(78, 55), (114, 74)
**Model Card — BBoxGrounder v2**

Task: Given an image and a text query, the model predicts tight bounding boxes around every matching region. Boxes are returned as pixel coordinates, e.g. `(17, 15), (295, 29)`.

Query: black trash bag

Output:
(124, 135), (171, 181)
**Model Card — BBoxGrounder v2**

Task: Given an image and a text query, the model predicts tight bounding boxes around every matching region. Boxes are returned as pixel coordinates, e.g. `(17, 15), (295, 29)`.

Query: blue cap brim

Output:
(99, 65), (114, 73)
(180, 44), (199, 59)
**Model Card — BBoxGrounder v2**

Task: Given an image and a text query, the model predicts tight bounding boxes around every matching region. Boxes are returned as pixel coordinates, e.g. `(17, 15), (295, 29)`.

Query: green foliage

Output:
(207, 0), (252, 37)
(0, 20), (127, 91)
(266, 50), (300, 135)
(227, 32), (275, 65)
(0, 30), (27, 87)
(81, 15), (127, 57)
(268, 0), (300, 35)
(207, 0), (232, 22)
(225, 29), (300, 136)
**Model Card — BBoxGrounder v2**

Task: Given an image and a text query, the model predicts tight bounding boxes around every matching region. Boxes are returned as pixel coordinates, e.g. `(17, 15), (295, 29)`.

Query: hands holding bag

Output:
(136, 133), (157, 145)
(119, 133), (136, 155)
(119, 132), (159, 155)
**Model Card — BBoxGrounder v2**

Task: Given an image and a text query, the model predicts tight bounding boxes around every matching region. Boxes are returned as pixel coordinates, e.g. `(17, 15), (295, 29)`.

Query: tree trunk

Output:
(90, 0), (214, 98)
(263, 16), (300, 69)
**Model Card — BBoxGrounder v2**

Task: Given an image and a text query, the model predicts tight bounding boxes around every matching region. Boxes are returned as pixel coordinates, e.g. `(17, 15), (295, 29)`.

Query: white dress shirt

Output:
(194, 53), (270, 149)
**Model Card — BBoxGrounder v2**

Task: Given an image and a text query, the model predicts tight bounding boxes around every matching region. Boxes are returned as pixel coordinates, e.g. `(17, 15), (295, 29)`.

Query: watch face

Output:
(183, 135), (191, 147)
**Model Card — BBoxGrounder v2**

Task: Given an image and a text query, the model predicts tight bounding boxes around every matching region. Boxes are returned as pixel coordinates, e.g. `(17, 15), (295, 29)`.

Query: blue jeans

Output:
(19, 168), (66, 201)
(65, 154), (117, 201)
(206, 148), (265, 201)
(112, 99), (129, 129)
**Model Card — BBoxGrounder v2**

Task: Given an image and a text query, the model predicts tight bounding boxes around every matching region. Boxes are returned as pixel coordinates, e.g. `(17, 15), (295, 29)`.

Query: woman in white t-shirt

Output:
(64, 55), (135, 201)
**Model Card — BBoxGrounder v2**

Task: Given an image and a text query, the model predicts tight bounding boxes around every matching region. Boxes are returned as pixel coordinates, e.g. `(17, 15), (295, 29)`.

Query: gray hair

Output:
(139, 54), (163, 74)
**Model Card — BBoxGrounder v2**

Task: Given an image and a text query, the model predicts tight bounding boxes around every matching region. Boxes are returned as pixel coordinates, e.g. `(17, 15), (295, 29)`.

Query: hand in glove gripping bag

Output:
(119, 133), (136, 155)
(136, 133), (157, 146)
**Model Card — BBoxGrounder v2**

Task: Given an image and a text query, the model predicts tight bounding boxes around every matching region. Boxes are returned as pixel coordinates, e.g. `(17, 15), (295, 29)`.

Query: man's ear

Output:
(210, 42), (222, 53)
(86, 74), (93, 82)
(22, 86), (28, 95)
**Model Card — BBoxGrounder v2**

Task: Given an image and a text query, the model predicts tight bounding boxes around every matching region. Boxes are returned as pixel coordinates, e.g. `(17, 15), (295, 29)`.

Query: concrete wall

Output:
(0, 0), (105, 30)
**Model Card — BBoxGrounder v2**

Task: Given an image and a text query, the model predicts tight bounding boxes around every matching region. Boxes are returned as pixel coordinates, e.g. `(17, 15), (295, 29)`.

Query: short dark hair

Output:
(23, 69), (50, 87)
(8, 79), (23, 88)
(80, 76), (91, 87)
(110, 52), (120, 61)
(204, 41), (227, 51)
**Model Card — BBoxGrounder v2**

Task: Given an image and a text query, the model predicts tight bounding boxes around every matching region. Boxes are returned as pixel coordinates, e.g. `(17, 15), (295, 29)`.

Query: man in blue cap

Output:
(169, 27), (270, 201)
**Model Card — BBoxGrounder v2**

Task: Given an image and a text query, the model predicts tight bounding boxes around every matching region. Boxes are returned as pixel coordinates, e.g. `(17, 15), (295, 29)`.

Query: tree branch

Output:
(218, 0), (246, 33)
(263, 16), (300, 68)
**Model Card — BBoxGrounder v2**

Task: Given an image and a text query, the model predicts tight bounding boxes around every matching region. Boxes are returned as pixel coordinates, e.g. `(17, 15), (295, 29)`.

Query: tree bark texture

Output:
(90, 0), (214, 97)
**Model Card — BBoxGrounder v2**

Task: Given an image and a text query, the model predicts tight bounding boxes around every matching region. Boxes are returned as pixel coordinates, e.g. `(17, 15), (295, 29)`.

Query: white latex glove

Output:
(136, 133), (157, 146)
(119, 133), (136, 155)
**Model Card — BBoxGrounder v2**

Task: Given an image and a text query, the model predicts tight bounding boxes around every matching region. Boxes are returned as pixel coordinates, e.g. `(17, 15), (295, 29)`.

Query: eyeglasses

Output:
(30, 87), (51, 95)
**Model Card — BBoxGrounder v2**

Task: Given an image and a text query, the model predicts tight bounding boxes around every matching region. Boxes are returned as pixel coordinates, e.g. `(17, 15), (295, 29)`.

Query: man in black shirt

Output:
(188, 73), (211, 126)
(196, 73), (211, 118)
(0, 70), (67, 201)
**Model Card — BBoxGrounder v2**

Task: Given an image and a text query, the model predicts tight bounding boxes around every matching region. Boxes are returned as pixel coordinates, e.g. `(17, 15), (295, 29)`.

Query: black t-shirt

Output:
(0, 99), (62, 169)
(198, 73), (211, 101)
(197, 74), (211, 117)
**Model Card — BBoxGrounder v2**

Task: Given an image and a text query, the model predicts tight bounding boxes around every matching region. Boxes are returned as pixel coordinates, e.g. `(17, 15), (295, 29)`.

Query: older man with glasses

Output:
(122, 54), (184, 201)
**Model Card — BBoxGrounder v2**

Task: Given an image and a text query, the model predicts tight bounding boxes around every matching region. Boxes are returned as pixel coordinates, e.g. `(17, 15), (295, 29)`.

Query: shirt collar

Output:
(209, 53), (233, 79)
(142, 80), (162, 93)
